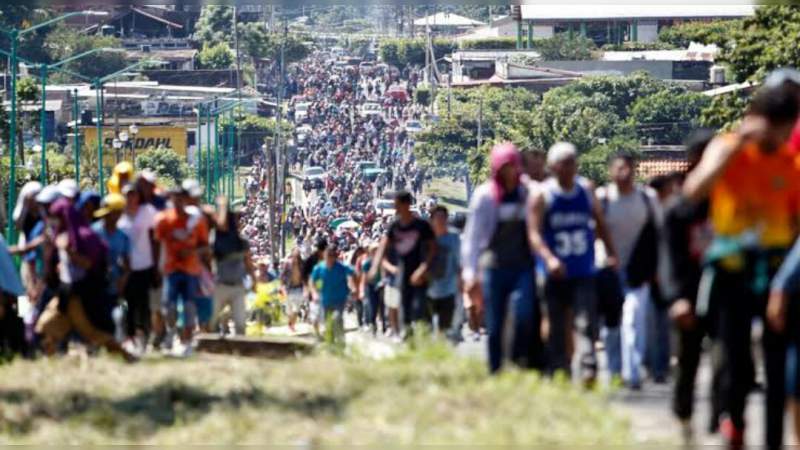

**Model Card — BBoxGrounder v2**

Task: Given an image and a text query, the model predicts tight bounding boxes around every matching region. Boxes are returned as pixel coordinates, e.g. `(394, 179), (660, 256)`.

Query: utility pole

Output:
(233, 5), (243, 201)
(279, 18), (288, 258)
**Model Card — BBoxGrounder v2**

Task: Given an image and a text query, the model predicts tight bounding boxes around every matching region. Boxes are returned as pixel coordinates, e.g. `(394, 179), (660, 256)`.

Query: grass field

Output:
(425, 177), (468, 212)
(0, 341), (630, 445)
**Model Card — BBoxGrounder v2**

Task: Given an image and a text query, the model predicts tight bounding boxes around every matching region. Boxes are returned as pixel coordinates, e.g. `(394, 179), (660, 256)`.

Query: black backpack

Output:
(625, 190), (659, 288)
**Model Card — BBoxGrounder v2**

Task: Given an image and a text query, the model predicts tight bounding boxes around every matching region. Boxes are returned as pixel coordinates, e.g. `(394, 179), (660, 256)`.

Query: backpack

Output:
(625, 190), (659, 288)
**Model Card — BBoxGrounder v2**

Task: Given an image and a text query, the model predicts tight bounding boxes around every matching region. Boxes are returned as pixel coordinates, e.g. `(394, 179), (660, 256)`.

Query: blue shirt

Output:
(311, 261), (354, 309)
(92, 221), (130, 296)
(427, 232), (461, 299)
(542, 178), (596, 279)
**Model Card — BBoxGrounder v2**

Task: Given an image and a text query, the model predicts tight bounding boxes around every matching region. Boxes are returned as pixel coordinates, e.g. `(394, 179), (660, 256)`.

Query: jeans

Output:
(482, 267), (537, 373)
(546, 277), (598, 378)
(400, 284), (428, 326)
(603, 326), (622, 377)
(645, 298), (670, 380)
(622, 284), (649, 386)
(427, 295), (456, 333)
(165, 271), (200, 329)
(365, 284), (386, 332)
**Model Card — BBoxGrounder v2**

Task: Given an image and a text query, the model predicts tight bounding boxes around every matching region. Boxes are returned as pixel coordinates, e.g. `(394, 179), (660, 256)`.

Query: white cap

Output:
(13, 181), (42, 222)
(35, 185), (62, 204)
(57, 179), (79, 198)
(181, 179), (203, 199)
(547, 142), (577, 166)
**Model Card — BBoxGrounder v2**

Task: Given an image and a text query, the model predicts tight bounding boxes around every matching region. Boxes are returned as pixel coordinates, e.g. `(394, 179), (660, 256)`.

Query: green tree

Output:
(193, 5), (233, 46)
(135, 147), (189, 187)
(44, 25), (128, 80)
(460, 38), (517, 50)
(579, 137), (641, 185)
(197, 42), (235, 69)
(658, 19), (742, 48)
(628, 90), (711, 144)
(16, 77), (39, 102)
(536, 34), (598, 61)
(0, 6), (52, 63)
(379, 38), (457, 67)
(721, 5), (800, 82)
(699, 92), (748, 131)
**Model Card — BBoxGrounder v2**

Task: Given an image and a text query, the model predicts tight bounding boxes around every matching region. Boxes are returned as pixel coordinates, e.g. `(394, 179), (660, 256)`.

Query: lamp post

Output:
(128, 123), (139, 164)
(118, 130), (129, 161)
(112, 137), (122, 163)
(0, 10), (108, 240)
(72, 88), (80, 181)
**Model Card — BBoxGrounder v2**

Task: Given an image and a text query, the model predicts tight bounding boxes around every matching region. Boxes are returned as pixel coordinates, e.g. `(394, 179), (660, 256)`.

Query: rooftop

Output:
(520, 4), (756, 21)
(414, 12), (486, 27)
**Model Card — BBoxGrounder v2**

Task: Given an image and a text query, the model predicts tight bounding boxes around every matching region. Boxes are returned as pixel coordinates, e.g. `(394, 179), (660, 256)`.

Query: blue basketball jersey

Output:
(541, 178), (596, 279)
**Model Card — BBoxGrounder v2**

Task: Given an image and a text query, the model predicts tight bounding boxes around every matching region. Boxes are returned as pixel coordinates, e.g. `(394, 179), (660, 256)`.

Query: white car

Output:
(303, 166), (327, 182)
(359, 102), (382, 118)
(405, 120), (424, 134)
(294, 102), (311, 123)
(374, 198), (395, 217)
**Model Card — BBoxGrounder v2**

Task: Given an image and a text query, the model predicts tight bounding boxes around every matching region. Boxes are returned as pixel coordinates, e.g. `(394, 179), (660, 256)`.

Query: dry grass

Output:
(0, 342), (630, 445)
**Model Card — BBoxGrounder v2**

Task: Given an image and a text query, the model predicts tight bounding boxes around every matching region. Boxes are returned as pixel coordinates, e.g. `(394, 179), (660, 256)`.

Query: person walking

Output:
(371, 191), (436, 333)
(310, 245), (357, 344)
(211, 196), (256, 336)
(462, 142), (542, 373)
(597, 154), (661, 389)
(426, 205), (461, 335)
(529, 142), (617, 385)
(684, 72), (800, 448)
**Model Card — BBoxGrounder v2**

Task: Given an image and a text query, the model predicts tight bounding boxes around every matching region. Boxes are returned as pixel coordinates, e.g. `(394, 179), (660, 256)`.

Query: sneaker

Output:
(720, 418), (744, 448)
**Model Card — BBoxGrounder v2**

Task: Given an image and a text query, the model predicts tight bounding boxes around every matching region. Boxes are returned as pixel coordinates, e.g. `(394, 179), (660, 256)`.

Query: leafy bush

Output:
(536, 34), (599, 61)
(460, 37), (517, 50)
(414, 85), (431, 106)
(135, 147), (189, 187)
(197, 42), (234, 70)
(379, 38), (457, 67)
(658, 19), (742, 49)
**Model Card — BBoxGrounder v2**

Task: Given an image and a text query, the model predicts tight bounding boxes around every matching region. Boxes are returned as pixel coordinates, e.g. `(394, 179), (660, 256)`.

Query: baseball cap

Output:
(35, 185), (62, 204)
(57, 179), (79, 199)
(94, 193), (126, 218)
(114, 161), (134, 175)
(76, 190), (101, 212)
(181, 179), (203, 199)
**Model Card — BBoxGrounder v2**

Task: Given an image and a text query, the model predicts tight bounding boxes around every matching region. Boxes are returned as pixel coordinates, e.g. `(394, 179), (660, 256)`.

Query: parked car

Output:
(405, 120), (424, 134)
(359, 102), (382, 118)
(294, 102), (311, 123)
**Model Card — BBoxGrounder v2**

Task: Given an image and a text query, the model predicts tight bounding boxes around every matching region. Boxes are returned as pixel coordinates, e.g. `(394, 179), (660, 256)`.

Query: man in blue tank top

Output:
(529, 142), (618, 386)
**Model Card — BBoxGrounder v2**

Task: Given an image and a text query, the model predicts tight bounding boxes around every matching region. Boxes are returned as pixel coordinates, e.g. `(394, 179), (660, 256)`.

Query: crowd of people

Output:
(0, 162), (255, 360)
(4, 43), (800, 448)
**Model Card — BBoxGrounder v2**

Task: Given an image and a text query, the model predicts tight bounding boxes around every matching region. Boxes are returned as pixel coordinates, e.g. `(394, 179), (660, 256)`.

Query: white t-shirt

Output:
(118, 204), (158, 271)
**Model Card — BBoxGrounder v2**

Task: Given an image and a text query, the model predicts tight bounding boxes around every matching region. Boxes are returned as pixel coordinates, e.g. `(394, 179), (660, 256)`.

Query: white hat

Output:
(57, 179), (79, 199)
(13, 181), (42, 222)
(547, 142), (577, 166)
(181, 179), (203, 199)
(35, 185), (62, 204)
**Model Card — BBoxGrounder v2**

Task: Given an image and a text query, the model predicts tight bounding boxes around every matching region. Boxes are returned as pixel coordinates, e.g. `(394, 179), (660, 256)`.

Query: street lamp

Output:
(112, 137), (122, 163)
(128, 123), (139, 165)
(0, 10), (108, 240)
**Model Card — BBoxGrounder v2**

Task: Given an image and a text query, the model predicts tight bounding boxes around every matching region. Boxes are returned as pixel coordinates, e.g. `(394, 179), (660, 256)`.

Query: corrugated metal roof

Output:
(520, 4), (755, 21)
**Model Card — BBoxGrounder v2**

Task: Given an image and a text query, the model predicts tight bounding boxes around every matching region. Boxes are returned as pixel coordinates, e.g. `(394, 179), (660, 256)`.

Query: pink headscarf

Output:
(490, 142), (522, 203)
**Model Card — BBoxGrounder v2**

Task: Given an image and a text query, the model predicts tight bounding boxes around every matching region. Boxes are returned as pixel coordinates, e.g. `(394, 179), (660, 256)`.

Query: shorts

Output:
(286, 288), (304, 315)
(384, 285), (401, 309)
(164, 271), (200, 329)
(195, 297), (213, 326)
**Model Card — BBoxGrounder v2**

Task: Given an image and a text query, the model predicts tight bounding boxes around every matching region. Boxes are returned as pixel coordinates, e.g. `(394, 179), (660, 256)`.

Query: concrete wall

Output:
(533, 25), (554, 38)
(636, 20), (659, 43)
(539, 60), (675, 79)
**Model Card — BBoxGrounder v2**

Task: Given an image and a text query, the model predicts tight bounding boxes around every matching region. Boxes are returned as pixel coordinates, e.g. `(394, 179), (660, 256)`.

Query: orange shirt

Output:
(154, 209), (209, 275)
(710, 137), (800, 248)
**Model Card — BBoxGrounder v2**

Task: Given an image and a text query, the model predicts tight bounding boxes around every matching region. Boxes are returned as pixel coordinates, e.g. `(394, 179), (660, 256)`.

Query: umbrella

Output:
(329, 217), (350, 229)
